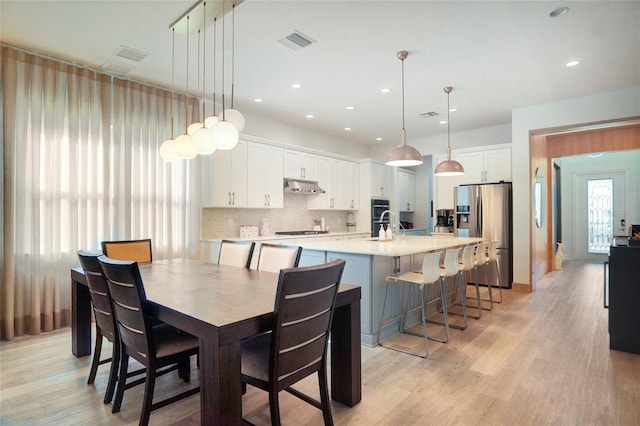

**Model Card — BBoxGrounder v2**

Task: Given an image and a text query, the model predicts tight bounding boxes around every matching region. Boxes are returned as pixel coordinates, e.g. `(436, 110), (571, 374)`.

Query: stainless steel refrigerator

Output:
(454, 182), (513, 288)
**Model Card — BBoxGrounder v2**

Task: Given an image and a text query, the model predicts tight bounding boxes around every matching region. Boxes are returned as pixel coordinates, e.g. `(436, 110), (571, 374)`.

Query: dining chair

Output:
(486, 241), (503, 303)
(256, 243), (302, 273)
(101, 239), (153, 264)
(240, 258), (346, 425)
(98, 256), (199, 426)
(77, 250), (121, 404)
(218, 240), (255, 268)
(378, 251), (448, 358)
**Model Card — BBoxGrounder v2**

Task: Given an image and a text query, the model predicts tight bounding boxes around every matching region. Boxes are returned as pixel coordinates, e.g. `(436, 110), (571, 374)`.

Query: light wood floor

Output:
(1, 261), (639, 425)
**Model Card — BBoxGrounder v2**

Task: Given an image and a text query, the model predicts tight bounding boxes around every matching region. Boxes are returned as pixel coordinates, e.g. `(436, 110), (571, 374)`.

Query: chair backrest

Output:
(101, 239), (152, 264)
(442, 248), (461, 278)
(420, 251), (442, 284)
(218, 240), (255, 269)
(98, 256), (153, 365)
(487, 241), (498, 262)
(77, 250), (116, 342)
(256, 243), (302, 273)
(270, 259), (346, 391)
(459, 245), (476, 271)
(475, 242), (489, 266)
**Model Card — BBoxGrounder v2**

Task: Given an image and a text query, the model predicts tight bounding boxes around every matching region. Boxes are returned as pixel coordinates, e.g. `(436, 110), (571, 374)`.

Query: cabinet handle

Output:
(232, 192), (235, 205)
(228, 192), (232, 205)
(300, 167), (304, 178)
(267, 194), (270, 206)
(264, 194), (267, 206)
(380, 187), (384, 197)
(302, 167), (306, 179)
(407, 203), (410, 210)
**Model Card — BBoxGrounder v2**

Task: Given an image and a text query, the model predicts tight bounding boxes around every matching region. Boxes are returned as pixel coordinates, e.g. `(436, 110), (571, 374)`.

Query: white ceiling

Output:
(2, 1), (639, 147)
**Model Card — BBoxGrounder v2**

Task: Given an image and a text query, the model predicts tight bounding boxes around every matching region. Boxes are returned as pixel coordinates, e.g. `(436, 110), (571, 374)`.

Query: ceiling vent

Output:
(100, 60), (136, 76)
(114, 45), (149, 62)
(419, 111), (439, 118)
(278, 30), (315, 51)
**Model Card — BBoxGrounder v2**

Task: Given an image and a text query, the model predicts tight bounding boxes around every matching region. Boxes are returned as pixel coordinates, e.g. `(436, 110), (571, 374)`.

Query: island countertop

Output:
(297, 235), (483, 257)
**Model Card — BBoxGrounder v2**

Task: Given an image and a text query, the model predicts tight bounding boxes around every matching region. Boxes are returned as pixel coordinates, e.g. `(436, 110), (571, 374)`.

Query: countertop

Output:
(202, 231), (371, 243)
(297, 235), (483, 257)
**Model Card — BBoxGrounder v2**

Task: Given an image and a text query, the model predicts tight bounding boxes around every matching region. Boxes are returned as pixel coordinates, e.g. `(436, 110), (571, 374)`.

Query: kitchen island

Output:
(296, 235), (483, 346)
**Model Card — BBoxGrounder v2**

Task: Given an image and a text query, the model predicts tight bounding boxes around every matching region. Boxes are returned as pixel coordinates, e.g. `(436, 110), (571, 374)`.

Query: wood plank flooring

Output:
(1, 260), (638, 425)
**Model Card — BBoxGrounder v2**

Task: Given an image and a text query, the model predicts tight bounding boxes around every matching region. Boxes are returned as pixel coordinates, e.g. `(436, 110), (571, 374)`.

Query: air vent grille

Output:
(114, 45), (148, 62)
(279, 31), (316, 51)
(419, 111), (439, 118)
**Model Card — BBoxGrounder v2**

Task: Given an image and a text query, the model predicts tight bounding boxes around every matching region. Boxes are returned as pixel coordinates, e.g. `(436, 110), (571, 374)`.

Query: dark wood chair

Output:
(98, 256), (199, 426)
(77, 250), (121, 404)
(218, 240), (255, 268)
(101, 239), (152, 264)
(256, 243), (302, 273)
(241, 258), (346, 425)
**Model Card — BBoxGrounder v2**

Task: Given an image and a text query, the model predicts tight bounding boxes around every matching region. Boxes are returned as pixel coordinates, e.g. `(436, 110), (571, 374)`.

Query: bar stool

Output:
(454, 244), (482, 319)
(475, 242), (494, 311)
(439, 248), (467, 330)
(378, 251), (449, 358)
(487, 241), (503, 303)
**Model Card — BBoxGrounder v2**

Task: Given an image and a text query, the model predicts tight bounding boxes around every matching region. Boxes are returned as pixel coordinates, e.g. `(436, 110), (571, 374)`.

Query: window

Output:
(587, 179), (613, 254)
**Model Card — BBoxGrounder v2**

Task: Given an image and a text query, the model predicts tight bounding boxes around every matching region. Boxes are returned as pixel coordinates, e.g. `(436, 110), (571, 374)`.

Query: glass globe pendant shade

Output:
(211, 120), (239, 150)
(187, 122), (203, 136)
(204, 115), (219, 129)
(223, 108), (245, 133)
(193, 126), (216, 155)
(159, 139), (180, 162)
(175, 133), (198, 159)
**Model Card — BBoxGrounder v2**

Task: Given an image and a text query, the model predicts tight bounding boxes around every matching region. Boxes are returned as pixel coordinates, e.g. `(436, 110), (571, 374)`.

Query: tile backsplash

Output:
(202, 194), (349, 238)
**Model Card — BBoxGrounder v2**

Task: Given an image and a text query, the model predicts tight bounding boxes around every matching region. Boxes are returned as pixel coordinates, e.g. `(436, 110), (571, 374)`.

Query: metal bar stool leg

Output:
(493, 260), (503, 303)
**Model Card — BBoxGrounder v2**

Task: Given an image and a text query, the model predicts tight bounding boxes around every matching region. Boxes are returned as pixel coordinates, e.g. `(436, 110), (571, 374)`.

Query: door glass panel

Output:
(587, 178), (613, 254)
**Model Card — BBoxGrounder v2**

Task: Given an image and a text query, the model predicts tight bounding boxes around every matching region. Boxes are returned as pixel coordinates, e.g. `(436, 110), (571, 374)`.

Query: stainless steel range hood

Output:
(283, 178), (325, 194)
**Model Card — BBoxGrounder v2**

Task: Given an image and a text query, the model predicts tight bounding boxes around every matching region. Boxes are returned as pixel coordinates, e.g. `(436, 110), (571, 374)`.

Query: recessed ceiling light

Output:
(305, 114), (314, 119)
(550, 7), (569, 18)
(376, 137), (382, 141)
(566, 60), (580, 67)
(440, 120), (447, 124)
(344, 127), (351, 131)
(346, 106), (355, 110)
(380, 88), (391, 93)
(253, 98), (263, 103)
(292, 83), (302, 89)
(449, 108), (457, 112)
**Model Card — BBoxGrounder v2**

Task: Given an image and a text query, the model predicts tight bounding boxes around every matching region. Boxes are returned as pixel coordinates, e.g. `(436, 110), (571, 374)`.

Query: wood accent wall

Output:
(529, 121), (640, 291)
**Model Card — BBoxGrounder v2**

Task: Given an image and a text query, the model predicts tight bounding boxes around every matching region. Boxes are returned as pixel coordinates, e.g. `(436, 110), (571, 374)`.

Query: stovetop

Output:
(275, 230), (330, 236)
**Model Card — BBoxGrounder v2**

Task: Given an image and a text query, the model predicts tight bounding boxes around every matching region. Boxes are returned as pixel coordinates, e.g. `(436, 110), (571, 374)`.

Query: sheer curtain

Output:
(1, 46), (200, 340)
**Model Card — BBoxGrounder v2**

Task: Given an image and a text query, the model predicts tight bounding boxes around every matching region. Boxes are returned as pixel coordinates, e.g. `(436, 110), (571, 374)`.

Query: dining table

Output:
(70, 258), (362, 425)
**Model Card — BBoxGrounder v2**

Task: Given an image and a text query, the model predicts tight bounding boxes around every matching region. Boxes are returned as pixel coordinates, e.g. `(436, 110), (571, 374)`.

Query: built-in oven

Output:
(371, 199), (390, 237)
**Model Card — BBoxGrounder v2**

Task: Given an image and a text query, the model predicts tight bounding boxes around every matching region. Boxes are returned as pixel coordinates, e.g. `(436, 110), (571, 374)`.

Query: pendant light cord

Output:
(221, 0), (226, 121)
(231, 3), (235, 109)
(213, 17), (217, 116)
(171, 28), (175, 137)
(201, 2), (206, 124)
(401, 56), (405, 132)
(185, 15), (190, 131)
(447, 90), (451, 149)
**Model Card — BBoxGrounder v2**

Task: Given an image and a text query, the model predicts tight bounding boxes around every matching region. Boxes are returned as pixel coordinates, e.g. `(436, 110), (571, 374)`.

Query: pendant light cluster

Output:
(434, 86), (464, 176)
(385, 50), (423, 167)
(160, 0), (245, 162)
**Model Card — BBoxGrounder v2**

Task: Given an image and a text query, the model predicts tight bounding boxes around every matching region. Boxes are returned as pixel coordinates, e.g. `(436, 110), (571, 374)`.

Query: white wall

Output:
(556, 151), (640, 259)
(512, 86), (640, 286)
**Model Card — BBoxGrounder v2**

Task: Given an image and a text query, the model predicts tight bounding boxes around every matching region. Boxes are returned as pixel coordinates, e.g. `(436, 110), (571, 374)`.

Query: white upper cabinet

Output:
(344, 161), (360, 210)
(370, 162), (393, 198)
(201, 139), (248, 208)
(283, 150), (318, 181)
(398, 169), (416, 212)
(247, 143), (284, 208)
(433, 146), (511, 210)
(308, 157), (359, 210)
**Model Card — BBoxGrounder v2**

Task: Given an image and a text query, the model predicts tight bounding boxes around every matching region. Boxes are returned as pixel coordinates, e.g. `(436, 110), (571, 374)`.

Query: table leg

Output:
(330, 299), (362, 406)
(71, 277), (92, 357)
(199, 338), (243, 426)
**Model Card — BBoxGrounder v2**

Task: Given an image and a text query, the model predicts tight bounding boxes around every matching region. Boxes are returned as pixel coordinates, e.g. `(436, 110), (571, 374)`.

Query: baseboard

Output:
(512, 282), (532, 293)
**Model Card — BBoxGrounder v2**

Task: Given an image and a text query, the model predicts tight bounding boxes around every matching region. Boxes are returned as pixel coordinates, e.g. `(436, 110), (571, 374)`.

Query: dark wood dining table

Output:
(70, 258), (361, 425)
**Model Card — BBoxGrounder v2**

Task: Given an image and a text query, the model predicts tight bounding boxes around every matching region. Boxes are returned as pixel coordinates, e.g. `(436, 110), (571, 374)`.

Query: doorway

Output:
(573, 171), (626, 260)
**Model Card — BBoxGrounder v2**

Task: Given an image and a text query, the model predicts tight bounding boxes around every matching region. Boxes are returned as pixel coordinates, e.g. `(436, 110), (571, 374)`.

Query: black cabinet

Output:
(608, 242), (640, 354)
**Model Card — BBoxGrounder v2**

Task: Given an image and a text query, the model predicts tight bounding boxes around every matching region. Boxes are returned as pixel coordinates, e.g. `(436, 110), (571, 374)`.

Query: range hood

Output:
(283, 178), (325, 194)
